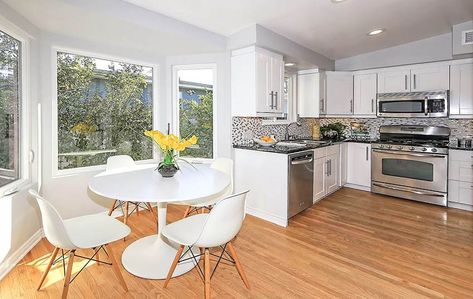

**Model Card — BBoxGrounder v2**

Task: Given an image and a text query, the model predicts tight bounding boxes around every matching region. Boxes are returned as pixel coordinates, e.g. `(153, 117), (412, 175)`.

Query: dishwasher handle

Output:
(291, 158), (313, 165)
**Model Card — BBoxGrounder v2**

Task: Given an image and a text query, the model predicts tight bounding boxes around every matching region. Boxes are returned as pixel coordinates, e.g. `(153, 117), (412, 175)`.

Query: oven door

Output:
(371, 149), (448, 192)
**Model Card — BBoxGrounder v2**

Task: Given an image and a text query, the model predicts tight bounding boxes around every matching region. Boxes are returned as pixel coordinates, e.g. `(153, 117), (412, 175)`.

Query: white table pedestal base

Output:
(121, 235), (200, 279)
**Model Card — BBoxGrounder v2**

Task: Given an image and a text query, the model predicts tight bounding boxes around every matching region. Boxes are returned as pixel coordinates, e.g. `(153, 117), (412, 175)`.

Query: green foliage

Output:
(0, 30), (20, 172)
(320, 122), (347, 141)
(57, 52), (153, 169)
(179, 90), (213, 159)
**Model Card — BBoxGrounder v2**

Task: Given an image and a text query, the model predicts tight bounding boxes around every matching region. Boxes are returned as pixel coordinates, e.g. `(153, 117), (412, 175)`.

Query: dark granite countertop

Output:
(233, 139), (379, 154)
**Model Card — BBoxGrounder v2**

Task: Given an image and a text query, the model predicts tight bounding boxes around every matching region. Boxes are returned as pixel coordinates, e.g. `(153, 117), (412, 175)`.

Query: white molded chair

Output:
(30, 190), (130, 299)
(106, 155), (156, 224)
(163, 190), (250, 299)
(182, 158), (234, 217)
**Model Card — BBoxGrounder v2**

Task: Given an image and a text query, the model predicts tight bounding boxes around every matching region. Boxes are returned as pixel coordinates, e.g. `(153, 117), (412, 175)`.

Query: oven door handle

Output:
(372, 183), (445, 197)
(372, 149), (446, 158)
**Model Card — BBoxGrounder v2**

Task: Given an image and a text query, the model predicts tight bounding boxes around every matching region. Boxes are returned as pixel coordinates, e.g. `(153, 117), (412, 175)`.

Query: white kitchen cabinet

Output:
(325, 71), (353, 115)
(448, 149), (473, 211)
(353, 73), (377, 116)
(378, 64), (449, 93)
(450, 63), (473, 116)
(411, 65), (449, 92)
(231, 46), (284, 116)
(313, 145), (340, 203)
(297, 70), (323, 117)
(346, 143), (371, 190)
(313, 156), (326, 202)
(378, 69), (410, 93)
(339, 142), (348, 186)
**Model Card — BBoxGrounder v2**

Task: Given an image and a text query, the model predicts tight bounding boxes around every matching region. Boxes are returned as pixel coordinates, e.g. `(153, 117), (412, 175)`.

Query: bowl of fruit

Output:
(253, 136), (277, 146)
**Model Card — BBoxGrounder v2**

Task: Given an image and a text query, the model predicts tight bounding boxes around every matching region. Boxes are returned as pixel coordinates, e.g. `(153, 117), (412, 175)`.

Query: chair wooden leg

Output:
(123, 202), (129, 224)
(146, 203), (157, 220)
(227, 242), (250, 289)
(37, 247), (60, 290)
(164, 245), (185, 288)
(104, 244), (128, 292)
(95, 247), (100, 266)
(136, 202), (140, 215)
(108, 200), (117, 216)
(61, 250), (75, 299)
(182, 206), (191, 218)
(204, 248), (211, 299)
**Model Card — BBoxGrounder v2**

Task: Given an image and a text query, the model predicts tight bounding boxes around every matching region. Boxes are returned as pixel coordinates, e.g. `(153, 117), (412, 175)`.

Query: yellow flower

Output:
(144, 130), (198, 152)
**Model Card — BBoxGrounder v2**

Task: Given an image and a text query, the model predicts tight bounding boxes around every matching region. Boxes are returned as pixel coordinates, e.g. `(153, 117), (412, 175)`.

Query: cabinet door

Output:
(325, 72), (353, 115)
(353, 73), (377, 116)
(255, 52), (272, 113)
(378, 69), (410, 93)
(326, 153), (339, 194)
(448, 180), (473, 205)
(270, 57), (284, 113)
(450, 63), (473, 115)
(319, 72), (327, 115)
(411, 65), (449, 92)
(313, 157), (326, 203)
(339, 142), (348, 186)
(346, 143), (371, 188)
(297, 73), (320, 117)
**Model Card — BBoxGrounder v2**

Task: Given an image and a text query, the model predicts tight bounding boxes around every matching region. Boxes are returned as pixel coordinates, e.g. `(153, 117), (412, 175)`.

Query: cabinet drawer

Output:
(449, 160), (473, 182)
(325, 144), (340, 156)
(448, 180), (473, 205)
(449, 149), (473, 162)
(313, 147), (326, 159)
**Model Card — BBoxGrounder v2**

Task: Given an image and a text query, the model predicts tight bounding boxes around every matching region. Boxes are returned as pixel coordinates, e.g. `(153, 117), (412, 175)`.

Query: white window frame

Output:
(0, 16), (31, 196)
(51, 48), (159, 177)
(172, 64), (217, 163)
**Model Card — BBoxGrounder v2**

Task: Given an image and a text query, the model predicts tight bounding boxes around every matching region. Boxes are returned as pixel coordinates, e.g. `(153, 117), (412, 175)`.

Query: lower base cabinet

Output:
(313, 145), (340, 203)
(448, 149), (473, 211)
(346, 143), (371, 190)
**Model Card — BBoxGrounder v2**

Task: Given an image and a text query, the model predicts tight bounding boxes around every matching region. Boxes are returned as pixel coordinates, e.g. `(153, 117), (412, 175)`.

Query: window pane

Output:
(0, 30), (20, 188)
(57, 52), (153, 169)
(178, 69), (214, 159)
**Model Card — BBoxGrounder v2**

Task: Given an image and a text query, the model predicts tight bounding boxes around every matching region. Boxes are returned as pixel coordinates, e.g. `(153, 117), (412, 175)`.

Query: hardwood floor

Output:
(1, 188), (473, 298)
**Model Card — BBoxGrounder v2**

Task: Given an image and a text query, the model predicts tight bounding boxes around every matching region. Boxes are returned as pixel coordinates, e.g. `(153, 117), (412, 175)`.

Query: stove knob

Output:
(379, 145), (384, 149)
(409, 146), (415, 151)
(398, 145), (403, 150)
(421, 147), (427, 152)
(431, 148), (437, 153)
(386, 145), (392, 149)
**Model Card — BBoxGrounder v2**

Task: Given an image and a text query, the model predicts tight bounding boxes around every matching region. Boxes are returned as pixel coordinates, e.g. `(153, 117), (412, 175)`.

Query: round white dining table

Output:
(88, 163), (230, 279)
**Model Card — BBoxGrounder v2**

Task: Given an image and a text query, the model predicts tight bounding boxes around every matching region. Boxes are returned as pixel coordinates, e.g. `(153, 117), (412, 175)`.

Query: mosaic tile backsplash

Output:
(232, 117), (473, 145)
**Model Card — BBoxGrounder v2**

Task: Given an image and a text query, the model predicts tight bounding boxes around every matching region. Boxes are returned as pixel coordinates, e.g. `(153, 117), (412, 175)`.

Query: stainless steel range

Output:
(371, 125), (450, 206)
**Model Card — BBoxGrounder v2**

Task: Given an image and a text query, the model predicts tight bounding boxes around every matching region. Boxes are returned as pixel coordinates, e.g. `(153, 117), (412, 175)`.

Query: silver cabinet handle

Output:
(404, 74), (408, 90)
(350, 99), (353, 113)
(371, 99), (374, 113)
(291, 158), (313, 165)
(413, 74), (417, 90)
(325, 160), (329, 176)
(424, 97), (428, 116)
(373, 183), (445, 197)
(274, 91), (278, 109)
(366, 146), (369, 161)
(329, 159), (332, 176)
(269, 91), (274, 109)
(320, 98), (324, 113)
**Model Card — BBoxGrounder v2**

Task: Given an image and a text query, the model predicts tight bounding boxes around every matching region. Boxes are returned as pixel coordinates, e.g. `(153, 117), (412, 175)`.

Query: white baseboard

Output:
(246, 207), (288, 227)
(448, 202), (473, 212)
(344, 183), (371, 192)
(0, 228), (44, 282)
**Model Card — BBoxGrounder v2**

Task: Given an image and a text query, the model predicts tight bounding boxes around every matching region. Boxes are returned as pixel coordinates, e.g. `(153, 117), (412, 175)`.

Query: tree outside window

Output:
(57, 52), (154, 170)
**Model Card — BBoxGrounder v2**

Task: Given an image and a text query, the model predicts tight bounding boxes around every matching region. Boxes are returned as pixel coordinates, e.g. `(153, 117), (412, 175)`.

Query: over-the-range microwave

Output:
(377, 90), (448, 118)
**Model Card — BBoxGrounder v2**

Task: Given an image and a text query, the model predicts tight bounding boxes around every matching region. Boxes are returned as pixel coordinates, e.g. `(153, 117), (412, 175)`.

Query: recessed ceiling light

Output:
(284, 62), (296, 67)
(368, 28), (386, 36)
(331, 0), (347, 3)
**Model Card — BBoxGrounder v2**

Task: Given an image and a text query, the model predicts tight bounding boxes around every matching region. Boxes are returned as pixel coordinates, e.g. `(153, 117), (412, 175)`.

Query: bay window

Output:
(56, 51), (155, 170)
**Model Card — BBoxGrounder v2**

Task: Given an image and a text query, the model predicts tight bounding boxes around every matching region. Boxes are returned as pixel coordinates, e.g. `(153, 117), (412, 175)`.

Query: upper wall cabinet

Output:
(353, 73), (377, 117)
(378, 65), (449, 93)
(231, 46), (284, 117)
(297, 70), (323, 118)
(450, 62), (473, 116)
(325, 71), (353, 115)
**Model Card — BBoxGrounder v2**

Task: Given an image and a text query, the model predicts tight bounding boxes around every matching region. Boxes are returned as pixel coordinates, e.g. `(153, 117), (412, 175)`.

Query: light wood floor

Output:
(1, 188), (473, 298)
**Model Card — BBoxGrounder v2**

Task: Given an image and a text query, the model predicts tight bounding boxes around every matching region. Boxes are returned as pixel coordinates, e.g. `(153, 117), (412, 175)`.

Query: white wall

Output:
(335, 33), (454, 71)
(0, 0), (42, 278)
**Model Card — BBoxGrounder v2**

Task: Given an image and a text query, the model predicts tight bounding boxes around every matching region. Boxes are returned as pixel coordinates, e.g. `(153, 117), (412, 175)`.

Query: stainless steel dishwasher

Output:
(288, 151), (314, 218)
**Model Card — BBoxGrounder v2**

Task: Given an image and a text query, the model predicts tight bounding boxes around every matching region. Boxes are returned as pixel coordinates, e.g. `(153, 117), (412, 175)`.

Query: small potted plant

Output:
(144, 130), (198, 177)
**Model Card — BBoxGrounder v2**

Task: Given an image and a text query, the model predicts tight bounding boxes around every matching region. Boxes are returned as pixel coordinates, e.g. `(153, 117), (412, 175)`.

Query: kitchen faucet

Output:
(285, 121), (302, 140)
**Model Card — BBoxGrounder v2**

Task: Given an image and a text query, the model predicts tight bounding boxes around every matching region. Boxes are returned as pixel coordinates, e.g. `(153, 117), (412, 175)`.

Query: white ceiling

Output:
(123, 0), (473, 60)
